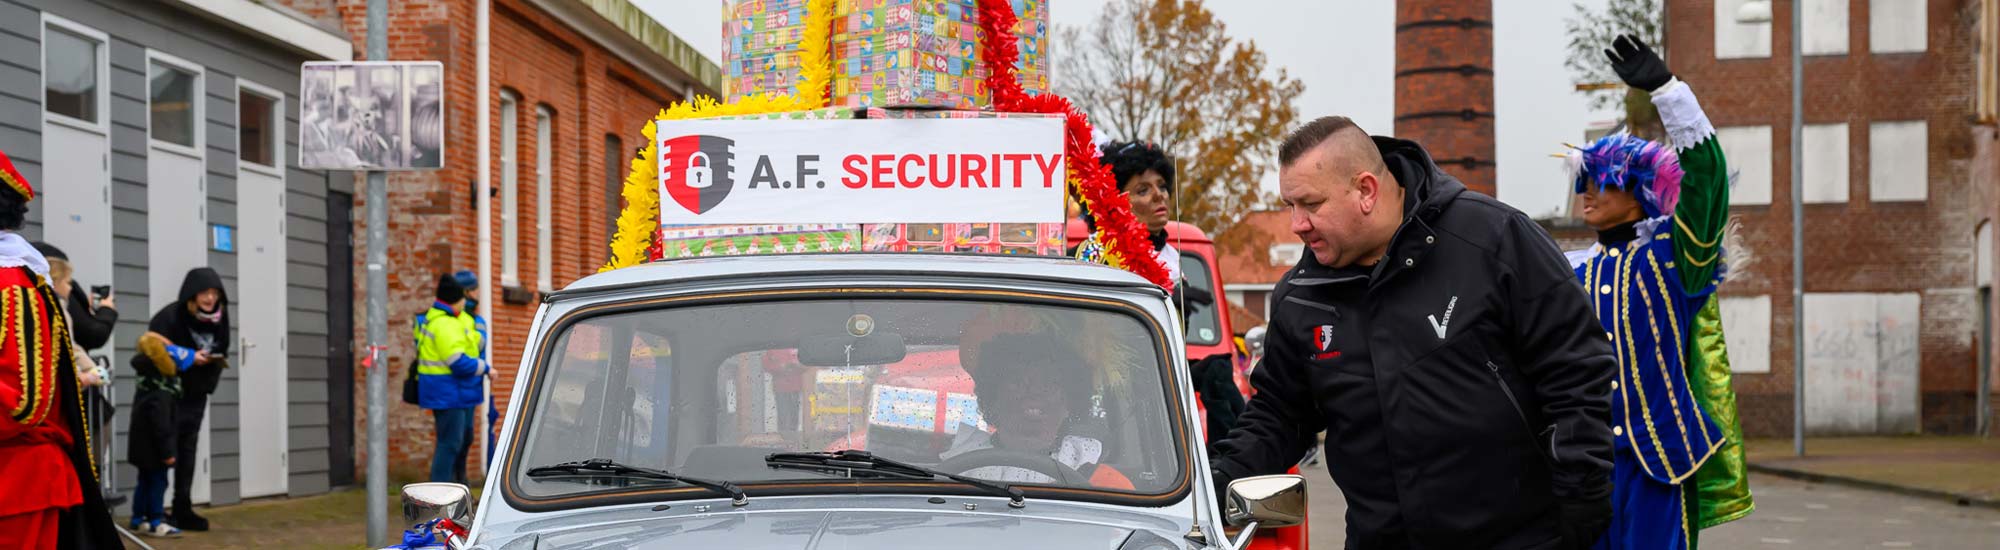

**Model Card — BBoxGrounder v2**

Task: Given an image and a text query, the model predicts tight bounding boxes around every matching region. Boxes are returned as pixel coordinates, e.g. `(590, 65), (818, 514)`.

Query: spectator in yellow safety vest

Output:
(415, 274), (488, 484)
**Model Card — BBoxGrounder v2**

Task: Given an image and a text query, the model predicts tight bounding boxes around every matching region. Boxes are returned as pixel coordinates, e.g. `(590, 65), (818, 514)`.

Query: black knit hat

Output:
(30, 241), (65, 261)
(435, 273), (465, 304)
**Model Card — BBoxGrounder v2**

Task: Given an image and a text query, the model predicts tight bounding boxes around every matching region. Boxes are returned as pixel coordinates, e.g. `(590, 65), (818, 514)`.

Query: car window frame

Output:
(500, 285), (1195, 513)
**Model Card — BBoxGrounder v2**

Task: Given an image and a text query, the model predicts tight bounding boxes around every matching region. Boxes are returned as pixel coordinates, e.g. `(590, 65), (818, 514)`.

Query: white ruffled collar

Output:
(0, 232), (48, 277)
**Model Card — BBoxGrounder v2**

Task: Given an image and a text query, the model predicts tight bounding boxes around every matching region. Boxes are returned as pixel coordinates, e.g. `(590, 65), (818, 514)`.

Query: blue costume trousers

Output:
(1594, 432), (1688, 550)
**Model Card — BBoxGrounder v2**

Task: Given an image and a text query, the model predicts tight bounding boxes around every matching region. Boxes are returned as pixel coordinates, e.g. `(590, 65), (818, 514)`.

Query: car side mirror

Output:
(1224, 474), (1306, 529)
(402, 482), (473, 528)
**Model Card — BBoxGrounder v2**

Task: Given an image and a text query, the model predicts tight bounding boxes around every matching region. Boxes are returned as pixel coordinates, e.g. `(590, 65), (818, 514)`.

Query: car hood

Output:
(485, 506), (1177, 550)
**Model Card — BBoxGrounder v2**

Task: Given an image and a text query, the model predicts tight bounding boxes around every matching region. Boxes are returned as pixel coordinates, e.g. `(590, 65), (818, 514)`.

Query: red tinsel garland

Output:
(974, 0), (1173, 291)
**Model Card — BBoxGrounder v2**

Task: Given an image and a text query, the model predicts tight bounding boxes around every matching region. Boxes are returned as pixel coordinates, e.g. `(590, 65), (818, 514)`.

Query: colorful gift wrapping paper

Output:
(860, 222), (1065, 256)
(656, 223), (862, 259)
(724, 0), (1047, 108)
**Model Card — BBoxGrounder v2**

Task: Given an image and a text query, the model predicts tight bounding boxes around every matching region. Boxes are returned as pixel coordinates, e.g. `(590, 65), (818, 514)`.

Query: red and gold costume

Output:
(0, 148), (122, 549)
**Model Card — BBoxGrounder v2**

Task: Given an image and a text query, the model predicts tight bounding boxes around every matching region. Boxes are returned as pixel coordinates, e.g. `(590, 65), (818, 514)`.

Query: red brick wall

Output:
(1664, 0), (1988, 436)
(1394, 0), (1497, 196)
(285, 0), (686, 482)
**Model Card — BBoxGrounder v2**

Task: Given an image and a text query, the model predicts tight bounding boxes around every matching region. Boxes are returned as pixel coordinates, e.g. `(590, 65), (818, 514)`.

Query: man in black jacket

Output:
(130, 268), (230, 532)
(1210, 118), (1616, 549)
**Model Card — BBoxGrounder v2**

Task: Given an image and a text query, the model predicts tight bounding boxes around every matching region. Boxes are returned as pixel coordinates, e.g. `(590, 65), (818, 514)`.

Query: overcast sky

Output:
(631, 0), (1617, 218)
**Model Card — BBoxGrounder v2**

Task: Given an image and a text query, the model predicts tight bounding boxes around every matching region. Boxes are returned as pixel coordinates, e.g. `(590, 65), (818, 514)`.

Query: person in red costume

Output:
(0, 147), (123, 549)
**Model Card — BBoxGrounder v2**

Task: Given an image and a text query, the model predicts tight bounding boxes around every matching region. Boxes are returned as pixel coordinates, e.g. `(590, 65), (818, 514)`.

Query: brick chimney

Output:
(1394, 0), (1496, 196)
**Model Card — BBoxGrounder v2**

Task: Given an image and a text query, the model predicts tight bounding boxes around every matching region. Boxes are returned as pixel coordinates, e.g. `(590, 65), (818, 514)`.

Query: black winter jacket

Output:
(1210, 136), (1616, 550)
(65, 284), (118, 351)
(129, 268), (230, 397)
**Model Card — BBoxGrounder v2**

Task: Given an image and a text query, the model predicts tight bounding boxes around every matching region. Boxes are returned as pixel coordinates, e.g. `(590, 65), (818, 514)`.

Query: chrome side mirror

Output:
(1224, 474), (1306, 529)
(402, 482), (473, 527)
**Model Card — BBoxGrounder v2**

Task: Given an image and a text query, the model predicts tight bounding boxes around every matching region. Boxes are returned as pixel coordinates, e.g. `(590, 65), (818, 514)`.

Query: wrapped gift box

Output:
(694, 106), (863, 121)
(861, 222), (1065, 256)
(860, 107), (1056, 119)
(656, 223), (862, 259)
(723, 0), (1048, 108)
(722, 0), (813, 99)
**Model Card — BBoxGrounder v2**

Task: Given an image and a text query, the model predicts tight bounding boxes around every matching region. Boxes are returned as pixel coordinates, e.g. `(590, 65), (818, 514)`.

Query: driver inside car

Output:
(940, 332), (1134, 490)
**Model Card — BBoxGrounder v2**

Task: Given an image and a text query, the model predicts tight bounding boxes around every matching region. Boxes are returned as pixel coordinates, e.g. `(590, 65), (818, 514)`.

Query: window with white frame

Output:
(1869, 120), (1927, 202)
(1870, 0), (1927, 54)
(1714, 0), (1772, 59)
(1802, 123), (1849, 204)
(1717, 126), (1773, 205)
(604, 134), (624, 258)
(1803, 0), (1850, 55)
(148, 59), (200, 148)
(43, 24), (101, 123)
(238, 87), (279, 168)
(500, 90), (519, 287)
(535, 105), (553, 291)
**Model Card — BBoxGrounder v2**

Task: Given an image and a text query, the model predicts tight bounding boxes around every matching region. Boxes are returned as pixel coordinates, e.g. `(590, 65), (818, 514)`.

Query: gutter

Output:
(165, 0), (353, 61)
(532, 0), (724, 99)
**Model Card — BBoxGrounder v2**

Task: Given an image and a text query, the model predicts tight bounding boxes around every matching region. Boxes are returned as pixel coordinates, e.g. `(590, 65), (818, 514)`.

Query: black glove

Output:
(1604, 34), (1673, 92)
(1558, 496), (1612, 550)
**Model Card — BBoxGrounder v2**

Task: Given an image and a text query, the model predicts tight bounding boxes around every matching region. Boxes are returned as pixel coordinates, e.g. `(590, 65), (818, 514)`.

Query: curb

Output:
(1747, 462), (2000, 510)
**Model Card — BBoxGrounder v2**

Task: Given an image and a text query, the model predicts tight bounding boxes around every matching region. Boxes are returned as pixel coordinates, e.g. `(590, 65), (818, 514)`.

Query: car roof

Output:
(551, 253), (1161, 300)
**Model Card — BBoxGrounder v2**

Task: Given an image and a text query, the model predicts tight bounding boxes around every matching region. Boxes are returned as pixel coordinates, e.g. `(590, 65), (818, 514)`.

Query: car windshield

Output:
(511, 294), (1185, 501)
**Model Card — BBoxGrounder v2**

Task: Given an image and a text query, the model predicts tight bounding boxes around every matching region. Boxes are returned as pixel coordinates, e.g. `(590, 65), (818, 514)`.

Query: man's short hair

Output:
(1280, 116), (1365, 168)
(970, 331), (1091, 418)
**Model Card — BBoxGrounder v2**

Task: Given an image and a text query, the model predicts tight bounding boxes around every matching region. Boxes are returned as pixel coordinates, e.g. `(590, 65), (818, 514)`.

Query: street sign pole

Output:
(364, 0), (389, 546)
(1789, 0), (1807, 458)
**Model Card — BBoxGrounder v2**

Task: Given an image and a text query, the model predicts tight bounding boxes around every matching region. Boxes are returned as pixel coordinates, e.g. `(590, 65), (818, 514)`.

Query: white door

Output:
(146, 51), (212, 504)
(39, 16), (112, 353)
(235, 81), (289, 498)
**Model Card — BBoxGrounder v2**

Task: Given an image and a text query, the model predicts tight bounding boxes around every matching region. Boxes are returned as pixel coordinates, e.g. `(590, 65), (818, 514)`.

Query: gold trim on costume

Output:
(1651, 253), (1719, 454)
(0, 168), (30, 201)
(1616, 241), (1676, 481)
(1637, 247), (1701, 468)
(6, 287), (24, 420)
(1674, 216), (1721, 249)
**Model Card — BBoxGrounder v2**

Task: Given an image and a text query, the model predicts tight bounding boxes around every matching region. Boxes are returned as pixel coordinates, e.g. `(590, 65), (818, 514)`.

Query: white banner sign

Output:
(655, 118), (1065, 224)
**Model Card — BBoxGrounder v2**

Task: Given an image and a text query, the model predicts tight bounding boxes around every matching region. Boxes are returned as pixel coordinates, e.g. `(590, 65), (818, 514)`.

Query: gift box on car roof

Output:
(722, 0), (1048, 108)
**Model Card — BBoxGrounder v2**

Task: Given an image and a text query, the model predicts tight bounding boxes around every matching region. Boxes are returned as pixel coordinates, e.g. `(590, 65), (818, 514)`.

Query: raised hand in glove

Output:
(1558, 496), (1612, 550)
(1604, 34), (1673, 92)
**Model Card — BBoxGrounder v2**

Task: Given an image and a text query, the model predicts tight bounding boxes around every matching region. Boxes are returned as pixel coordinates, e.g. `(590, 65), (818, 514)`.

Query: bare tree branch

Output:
(1055, 0), (1302, 253)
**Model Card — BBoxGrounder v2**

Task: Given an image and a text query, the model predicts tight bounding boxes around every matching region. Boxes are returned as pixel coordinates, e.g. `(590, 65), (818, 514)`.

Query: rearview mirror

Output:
(796, 332), (907, 367)
(401, 482), (473, 527)
(1224, 474), (1306, 529)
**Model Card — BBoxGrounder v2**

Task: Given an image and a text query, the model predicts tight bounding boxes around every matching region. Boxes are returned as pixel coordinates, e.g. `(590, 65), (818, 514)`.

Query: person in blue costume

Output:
(1569, 35), (1753, 550)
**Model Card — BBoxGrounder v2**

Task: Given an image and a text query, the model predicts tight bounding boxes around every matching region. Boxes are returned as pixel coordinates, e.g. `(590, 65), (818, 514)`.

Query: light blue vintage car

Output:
(397, 253), (1304, 550)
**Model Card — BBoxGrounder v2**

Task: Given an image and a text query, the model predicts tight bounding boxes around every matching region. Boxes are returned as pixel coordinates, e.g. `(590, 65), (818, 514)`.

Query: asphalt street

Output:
(1297, 460), (2000, 549)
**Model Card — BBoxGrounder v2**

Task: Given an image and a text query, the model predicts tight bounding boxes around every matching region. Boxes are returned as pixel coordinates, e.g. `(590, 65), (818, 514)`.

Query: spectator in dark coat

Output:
(29, 241), (118, 351)
(129, 268), (230, 532)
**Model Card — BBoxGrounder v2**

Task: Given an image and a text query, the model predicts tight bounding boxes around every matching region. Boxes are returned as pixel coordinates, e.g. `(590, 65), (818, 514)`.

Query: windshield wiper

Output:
(526, 458), (747, 506)
(764, 449), (1026, 508)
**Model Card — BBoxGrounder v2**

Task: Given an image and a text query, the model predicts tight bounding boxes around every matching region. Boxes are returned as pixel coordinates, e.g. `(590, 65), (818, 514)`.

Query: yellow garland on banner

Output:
(601, 0), (835, 272)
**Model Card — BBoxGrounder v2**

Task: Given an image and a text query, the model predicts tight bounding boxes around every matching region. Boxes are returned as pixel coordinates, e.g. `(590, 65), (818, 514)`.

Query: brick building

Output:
(1395, 0), (1497, 196)
(278, 0), (719, 480)
(1621, 0), (1999, 436)
(1214, 210), (1292, 325)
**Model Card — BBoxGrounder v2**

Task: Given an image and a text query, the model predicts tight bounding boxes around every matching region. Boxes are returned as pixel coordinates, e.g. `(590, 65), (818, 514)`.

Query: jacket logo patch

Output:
(1311, 325), (1341, 360)
(1428, 295), (1458, 340)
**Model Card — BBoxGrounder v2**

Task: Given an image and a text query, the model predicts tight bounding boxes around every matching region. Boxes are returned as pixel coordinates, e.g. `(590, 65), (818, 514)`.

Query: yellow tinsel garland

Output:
(601, 0), (835, 272)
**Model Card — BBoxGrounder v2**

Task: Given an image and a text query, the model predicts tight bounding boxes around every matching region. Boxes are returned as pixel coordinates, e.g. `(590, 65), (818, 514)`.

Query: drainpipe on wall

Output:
(476, 0), (494, 472)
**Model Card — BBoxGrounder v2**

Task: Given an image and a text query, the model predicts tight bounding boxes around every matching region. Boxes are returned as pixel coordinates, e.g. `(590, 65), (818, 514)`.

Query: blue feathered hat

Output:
(1564, 134), (1684, 219)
